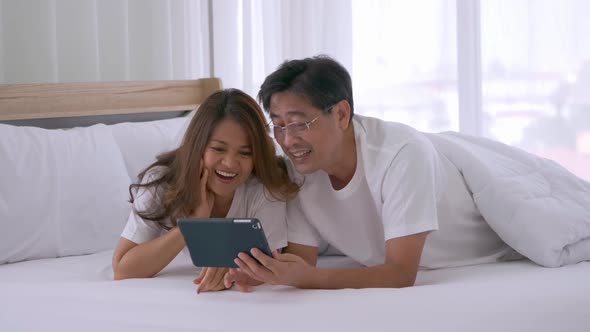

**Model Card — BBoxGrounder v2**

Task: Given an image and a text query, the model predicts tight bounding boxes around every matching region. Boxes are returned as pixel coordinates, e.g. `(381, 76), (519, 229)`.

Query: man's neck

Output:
(326, 124), (357, 191)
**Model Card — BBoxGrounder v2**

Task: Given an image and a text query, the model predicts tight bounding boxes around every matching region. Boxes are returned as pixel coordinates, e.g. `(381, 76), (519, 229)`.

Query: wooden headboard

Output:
(0, 78), (222, 121)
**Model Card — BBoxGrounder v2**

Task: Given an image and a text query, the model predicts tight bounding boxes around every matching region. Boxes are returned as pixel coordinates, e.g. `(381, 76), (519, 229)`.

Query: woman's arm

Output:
(112, 227), (185, 280)
(113, 166), (214, 280)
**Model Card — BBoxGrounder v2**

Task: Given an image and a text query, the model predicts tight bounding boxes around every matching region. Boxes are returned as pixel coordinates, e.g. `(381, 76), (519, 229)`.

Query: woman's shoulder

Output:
(233, 175), (286, 219)
(240, 175), (263, 194)
(239, 176), (282, 203)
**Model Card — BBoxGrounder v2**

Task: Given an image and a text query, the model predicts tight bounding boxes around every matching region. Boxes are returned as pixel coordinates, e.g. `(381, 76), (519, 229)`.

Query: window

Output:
(352, 0), (458, 133)
(481, 0), (590, 180)
(350, 0), (589, 180)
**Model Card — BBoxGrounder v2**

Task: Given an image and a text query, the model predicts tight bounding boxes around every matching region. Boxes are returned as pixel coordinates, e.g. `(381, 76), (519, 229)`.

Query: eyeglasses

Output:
(268, 117), (319, 140)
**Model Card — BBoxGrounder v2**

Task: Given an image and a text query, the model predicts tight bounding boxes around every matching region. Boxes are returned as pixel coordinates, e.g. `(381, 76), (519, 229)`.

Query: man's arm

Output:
(236, 231), (429, 289)
(283, 242), (318, 266)
(306, 232), (428, 288)
(224, 242), (318, 292)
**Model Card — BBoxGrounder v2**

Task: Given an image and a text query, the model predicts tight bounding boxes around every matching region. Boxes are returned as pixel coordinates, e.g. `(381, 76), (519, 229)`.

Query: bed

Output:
(1, 80), (589, 332)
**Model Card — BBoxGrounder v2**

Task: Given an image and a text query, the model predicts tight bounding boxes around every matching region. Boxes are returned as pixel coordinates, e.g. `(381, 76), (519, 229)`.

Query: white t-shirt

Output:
(287, 115), (511, 269)
(121, 168), (288, 251)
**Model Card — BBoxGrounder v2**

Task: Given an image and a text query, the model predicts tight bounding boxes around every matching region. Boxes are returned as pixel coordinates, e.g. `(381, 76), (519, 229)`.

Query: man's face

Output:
(268, 91), (340, 175)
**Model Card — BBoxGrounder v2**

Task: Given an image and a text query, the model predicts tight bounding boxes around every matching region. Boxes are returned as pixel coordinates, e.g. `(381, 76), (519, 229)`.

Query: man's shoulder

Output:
(353, 115), (434, 161)
(353, 115), (427, 149)
(353, 115), (443, 192)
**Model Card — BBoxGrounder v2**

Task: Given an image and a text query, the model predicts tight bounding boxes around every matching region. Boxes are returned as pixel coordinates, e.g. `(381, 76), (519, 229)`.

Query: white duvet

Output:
(428, 132), (590, 267)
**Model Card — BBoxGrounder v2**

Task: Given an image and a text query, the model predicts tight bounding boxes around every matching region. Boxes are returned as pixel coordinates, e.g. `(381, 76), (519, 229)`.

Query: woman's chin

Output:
(210, 185), (236, 199)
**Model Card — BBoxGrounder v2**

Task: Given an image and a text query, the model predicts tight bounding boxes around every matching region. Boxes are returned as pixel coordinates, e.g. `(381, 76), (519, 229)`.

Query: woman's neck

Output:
(210, 192), (234, 218)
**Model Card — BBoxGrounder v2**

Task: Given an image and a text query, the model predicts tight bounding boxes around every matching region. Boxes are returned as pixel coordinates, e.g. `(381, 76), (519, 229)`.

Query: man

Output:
(223, 55), (587, 290)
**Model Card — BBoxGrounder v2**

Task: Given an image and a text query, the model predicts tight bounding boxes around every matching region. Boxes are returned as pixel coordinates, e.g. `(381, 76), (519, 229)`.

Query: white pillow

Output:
(110, 115), (191, 180)
(0, 124), (131, 264)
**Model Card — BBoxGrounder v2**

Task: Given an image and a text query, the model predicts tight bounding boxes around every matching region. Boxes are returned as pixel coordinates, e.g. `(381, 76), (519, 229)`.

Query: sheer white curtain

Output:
(0, 0), (352, 94)
(0, 0), (210, 84)
(1, 0), (588, 179)
(212, 0), (456, 133)
(210, 0), (352, 97)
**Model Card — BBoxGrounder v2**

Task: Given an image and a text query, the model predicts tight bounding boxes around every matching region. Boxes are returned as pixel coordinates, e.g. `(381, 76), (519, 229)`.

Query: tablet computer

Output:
(177, 217), (272, 268)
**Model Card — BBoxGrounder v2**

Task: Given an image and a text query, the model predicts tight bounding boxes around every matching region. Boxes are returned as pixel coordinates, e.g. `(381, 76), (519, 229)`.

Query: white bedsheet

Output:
(1, 251), (589, 332)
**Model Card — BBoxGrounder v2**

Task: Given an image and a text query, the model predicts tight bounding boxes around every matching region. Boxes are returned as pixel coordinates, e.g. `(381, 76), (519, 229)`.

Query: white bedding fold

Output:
(429, 132), (590, 267)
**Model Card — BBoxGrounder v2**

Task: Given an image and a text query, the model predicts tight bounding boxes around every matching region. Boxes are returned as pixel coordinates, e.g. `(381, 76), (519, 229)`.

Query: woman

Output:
(112, 89), (298, 293)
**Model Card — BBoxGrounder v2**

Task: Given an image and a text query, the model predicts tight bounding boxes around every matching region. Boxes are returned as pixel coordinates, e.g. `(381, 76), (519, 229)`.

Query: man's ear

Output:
(334, 100), (352, 130)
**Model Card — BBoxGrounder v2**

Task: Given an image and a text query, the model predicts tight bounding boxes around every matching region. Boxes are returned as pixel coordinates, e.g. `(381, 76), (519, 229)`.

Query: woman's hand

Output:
(194, 267), (229, 293)
(223, 268), (264, 292)
(192, 161), (215, 218)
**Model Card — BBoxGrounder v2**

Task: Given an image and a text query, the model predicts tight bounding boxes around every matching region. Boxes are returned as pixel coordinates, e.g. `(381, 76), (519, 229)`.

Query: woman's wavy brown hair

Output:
(129, 88), (299, 230)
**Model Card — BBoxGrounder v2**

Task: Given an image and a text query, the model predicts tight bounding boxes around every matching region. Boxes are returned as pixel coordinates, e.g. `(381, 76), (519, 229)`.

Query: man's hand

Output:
(194, 267), (228, 293)
(234, 249), (317, 288)
(223, 268), (263, 292)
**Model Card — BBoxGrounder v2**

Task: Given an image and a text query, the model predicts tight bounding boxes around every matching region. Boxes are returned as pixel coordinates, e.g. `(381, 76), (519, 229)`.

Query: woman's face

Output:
(202, 117), (254, 199)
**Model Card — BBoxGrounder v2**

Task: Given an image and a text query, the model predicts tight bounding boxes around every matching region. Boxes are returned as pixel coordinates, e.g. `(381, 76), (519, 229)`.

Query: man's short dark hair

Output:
(257, 55), (354, 121)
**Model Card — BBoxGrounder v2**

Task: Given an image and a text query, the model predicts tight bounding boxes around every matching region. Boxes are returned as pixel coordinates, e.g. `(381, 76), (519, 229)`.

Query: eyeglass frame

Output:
(266, 104), (338, 140)
(267, 116), (319, 140)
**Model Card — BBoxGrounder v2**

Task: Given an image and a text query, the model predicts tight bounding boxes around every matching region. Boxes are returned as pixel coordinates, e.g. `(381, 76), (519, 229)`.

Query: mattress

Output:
(1, 251), (589, 332)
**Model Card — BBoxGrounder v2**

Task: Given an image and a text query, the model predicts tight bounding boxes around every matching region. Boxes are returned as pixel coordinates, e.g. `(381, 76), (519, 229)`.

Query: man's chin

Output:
(292, 161), (317, 175)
